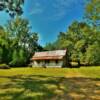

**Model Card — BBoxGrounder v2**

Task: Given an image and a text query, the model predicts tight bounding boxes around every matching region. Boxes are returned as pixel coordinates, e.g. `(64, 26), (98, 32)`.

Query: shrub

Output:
(0, 64), (10, 69)
(70, 62), (79, 68)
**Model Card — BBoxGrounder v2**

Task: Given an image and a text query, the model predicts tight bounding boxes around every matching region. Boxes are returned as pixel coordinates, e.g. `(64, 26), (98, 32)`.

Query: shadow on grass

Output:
(0, 75), (100, 100)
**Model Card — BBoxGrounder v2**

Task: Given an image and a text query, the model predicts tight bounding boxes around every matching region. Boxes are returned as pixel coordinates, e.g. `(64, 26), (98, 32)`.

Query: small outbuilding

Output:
(31, 50), (68, 68)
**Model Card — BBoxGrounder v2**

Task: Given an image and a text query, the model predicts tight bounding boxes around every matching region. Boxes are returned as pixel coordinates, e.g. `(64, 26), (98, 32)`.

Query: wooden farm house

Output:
(31, 50), (67, 68)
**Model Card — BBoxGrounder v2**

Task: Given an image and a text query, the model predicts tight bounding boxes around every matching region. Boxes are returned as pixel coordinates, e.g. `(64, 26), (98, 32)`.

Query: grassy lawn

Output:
(0, 67), (100, 100)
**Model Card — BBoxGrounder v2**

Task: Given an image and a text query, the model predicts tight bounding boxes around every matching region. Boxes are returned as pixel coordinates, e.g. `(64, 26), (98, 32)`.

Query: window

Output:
(55, 60), (58, 64)
(45, 60), (50, 64)
(37, 60), (40, 64)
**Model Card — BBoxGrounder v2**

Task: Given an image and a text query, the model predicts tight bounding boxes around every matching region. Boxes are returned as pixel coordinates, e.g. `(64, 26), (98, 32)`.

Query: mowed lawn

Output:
(0, 67), (100, 100)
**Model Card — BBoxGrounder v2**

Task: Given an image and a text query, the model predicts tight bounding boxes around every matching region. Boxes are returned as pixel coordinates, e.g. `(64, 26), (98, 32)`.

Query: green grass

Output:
(0, 67), (100, 100)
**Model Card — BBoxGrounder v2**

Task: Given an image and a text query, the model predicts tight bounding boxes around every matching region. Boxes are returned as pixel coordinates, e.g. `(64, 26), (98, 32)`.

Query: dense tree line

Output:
(0, 0), (43, 67)
(0, 0), (100, 67)
(45, 0), (100, 66)
(0, 17), (43, 67)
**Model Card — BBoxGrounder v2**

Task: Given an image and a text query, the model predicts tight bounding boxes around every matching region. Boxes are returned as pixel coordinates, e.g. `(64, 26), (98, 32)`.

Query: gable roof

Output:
(31, 50), (67, 60)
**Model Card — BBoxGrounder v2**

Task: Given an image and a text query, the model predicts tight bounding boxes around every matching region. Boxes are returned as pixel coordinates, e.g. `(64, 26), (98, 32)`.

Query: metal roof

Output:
(32, 50), (67, 60)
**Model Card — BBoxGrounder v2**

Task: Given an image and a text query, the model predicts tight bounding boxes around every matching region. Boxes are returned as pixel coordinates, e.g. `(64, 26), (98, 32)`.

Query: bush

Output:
(0, 64), (10, 69)
(70, 62), (80, 68)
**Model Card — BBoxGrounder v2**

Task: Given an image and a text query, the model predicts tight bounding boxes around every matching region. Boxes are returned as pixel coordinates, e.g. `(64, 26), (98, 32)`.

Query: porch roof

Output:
(31, 50), (67, 60)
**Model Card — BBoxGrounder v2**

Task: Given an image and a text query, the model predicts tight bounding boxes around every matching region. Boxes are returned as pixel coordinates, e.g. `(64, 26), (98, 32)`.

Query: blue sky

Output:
(0, 0), (85, 46)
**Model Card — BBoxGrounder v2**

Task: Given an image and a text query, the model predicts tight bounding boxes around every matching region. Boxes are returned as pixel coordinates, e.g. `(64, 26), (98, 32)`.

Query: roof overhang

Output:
(31, 56), (63, 60)
(31, 50), (67, 60)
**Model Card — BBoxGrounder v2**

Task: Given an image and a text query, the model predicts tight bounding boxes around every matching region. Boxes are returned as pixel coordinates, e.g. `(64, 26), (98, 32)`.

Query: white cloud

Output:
(29, 0), (83, 21)
(30, 8), (43, 15)
(49, 0), (82, 21)
(47, 10), (67, 21)
(53, 0), (79, 8)
(30, 2), (44, 15)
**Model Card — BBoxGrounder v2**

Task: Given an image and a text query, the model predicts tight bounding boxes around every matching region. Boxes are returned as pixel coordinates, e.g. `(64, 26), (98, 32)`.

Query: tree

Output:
(0, 26), (10, 64)
(0, 48), (3, 63)
(0, 17), (41, 67)
(85, 0), (100, 28)
(44, 0), (100, 66)
(9, 49), (27, 67)
(0, 0), (24, 17)
(85, 43), (100, 65)
(45, 42), (58, 50)
(5, 17), (40, 66)
(6, 17), (32, 50)
(9, 50), (19, 66)
(19, 49), (27, 65)
(46, 20), (100, 66)
(28, 32), (39, 54)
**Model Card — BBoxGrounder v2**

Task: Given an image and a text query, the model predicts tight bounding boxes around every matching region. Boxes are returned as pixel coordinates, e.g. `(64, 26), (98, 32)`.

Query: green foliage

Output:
(0, 0), (24, 17)
(0, 64), (10, 69)
(0, 0), (99, 67)
(85, 44), (100, 65)
(70, 62), (79, 67)
(0, 48), (3, 63)
(19, 49), (27, 65)
(45, 43), (57, 50)
(45, 0), (100, 66)
(46, 20), (100, 66)
(0, 17), (41, 67)
(10, 49), (27, 67)
(9, 50), (19, 66)
(85, 0), (100, 27)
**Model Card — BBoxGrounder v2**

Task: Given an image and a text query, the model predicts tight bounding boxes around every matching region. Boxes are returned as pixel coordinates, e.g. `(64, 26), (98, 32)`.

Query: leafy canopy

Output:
(0, 0), (24, 17)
